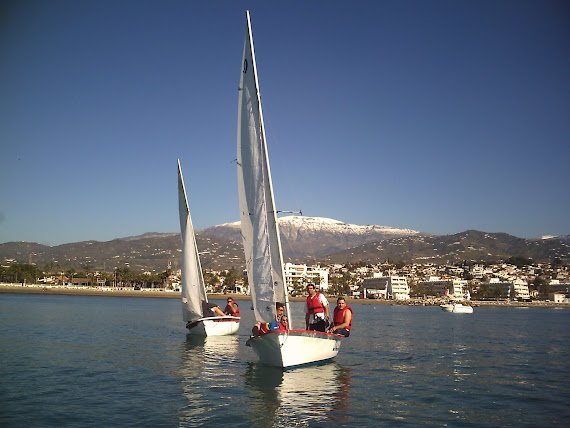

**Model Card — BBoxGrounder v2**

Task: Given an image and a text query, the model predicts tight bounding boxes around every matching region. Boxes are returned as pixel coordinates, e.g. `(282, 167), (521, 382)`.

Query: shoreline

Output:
(0, 284), (567, 308)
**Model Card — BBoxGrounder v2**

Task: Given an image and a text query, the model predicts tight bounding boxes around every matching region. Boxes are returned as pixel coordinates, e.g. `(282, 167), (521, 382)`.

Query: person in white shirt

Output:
(304, 283), (329, 331)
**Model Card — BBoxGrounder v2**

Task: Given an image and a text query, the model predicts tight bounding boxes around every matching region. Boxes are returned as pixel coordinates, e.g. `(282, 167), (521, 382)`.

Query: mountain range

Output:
(1, 216), (568, 272)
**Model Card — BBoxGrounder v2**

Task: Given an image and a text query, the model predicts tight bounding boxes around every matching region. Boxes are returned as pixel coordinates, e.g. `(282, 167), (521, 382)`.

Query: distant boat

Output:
(237, 11), (342, 368)
(178, 160), (240, 335)
(440, 300), (474, 314)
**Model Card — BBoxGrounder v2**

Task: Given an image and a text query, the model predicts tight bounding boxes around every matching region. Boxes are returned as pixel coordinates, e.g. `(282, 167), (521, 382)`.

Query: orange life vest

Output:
(333, 305), (353, 330)
(306, 292), (325, 314)
(224, 301), (240, 317)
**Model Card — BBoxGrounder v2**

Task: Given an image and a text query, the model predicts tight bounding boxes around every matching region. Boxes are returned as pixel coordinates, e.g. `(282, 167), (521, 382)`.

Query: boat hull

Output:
(187, 316), (240, 336)
(440, 304), (473, 314)
(246, 330), (343, 369)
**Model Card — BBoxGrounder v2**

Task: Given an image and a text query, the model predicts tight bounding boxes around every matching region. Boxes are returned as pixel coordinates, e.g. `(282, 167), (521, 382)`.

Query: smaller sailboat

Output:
(178, 159), (240, 336)
(237, 11), (343, 368)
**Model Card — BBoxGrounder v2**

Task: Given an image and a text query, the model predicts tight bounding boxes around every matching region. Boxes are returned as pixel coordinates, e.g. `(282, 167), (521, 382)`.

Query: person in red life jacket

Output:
(252, 302), (288, 336)
(305, 283), (329, 332)
(276, 302), (289, 330)
(329, 297), (353, 337)
(224, 297), (240, 317)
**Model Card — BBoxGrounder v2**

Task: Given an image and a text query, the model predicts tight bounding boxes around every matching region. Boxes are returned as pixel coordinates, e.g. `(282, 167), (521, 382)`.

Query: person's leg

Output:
(313, 319), (326, 332)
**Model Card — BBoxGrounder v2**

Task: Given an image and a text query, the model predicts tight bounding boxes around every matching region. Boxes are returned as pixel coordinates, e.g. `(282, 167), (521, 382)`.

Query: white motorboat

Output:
(178, 160), (240, 335)
(237, 11), (343, 368)
(440, 300), (474, 314)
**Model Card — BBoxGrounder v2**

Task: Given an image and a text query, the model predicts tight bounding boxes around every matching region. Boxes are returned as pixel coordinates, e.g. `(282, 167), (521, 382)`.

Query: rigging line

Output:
(260, 94), (322, 273)
(277, 210), (303, 215)
(261, 111), (310, 265)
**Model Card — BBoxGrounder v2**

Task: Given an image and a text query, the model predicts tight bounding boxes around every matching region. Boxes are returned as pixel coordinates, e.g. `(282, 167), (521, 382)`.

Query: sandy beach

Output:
(0, 283), (394, 304)
(0, 283), (350, 303)
(1, 283), (567, 308)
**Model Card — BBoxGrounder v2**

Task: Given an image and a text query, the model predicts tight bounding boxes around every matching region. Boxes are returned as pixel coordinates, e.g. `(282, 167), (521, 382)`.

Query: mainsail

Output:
(178, 159), (207, 323)
(237, 11), (289, 325)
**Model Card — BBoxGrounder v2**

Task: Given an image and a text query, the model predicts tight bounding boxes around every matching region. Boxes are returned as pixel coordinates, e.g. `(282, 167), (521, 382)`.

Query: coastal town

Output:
(2, 258), (569, 305)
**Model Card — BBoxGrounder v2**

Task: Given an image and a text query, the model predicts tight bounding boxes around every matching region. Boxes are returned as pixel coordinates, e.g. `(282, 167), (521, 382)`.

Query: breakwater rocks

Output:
(387, 297), (567, 308)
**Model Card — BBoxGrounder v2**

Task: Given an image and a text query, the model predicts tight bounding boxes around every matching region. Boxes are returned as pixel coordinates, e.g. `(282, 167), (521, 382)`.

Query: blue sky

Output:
(1, 0), (568, 246)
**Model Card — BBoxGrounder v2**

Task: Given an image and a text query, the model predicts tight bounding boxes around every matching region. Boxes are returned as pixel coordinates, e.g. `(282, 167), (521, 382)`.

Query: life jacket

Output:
(259, 321), (284, 334)
(306, 292), (325, 314)
(333, 305), (353, 330)
(224, 301), (240, 317)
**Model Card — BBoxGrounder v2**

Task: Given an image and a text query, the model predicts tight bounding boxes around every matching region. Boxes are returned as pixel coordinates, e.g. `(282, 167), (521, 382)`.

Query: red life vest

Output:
(333, 305), (353, 330)
(306, 292), (325, 314)
(224, 302), (240, 317)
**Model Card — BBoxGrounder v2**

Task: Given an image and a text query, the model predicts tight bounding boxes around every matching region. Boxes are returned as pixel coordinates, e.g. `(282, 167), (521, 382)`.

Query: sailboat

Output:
(178, 159), (240, 336)
(237, 11), (342, 368)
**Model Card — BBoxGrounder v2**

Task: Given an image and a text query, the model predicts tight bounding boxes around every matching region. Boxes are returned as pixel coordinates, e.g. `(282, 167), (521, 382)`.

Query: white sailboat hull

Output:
(440, 304), (473, 313)
(246, 330), (343, 369)
(187, 316), (240, 336)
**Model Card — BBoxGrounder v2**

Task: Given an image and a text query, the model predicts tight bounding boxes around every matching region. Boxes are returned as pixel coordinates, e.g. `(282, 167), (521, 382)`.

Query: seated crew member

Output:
(224, 297), (240, 317)
(328, 297), (353, 337)
(201, 300), (225, 317)
(252, 302), (289, 336)
(276, 302), (289, 330)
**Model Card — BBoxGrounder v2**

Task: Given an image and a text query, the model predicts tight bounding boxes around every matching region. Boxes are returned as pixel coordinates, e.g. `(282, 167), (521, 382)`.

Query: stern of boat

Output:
(187, 316), (240, 336)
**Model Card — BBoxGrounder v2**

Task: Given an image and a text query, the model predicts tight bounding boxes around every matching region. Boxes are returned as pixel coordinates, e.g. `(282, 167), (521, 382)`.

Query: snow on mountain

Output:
(201, 216), (420, 259)
(277, 216), (419, 237)
(541, 234), (570, 245)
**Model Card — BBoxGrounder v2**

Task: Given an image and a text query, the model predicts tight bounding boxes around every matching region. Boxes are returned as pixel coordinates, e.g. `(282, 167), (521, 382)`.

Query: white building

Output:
(550, 291), (570, 303)
(361, 275), (388, 299)
(487, 280), (531, 300)
(419, 278), (470, 300)
(361, 275), (410, 300)
(284, 263), (329, 291)
(511, 279), (531, 301)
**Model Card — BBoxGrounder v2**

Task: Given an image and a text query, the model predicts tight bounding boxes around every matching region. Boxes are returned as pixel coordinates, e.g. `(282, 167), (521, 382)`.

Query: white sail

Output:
(237, 11), (288, 325)
(178, 159), (207, 323)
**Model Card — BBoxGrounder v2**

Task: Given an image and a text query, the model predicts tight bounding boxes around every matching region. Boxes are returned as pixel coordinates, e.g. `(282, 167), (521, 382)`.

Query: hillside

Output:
(1, 219), (568, 272)
(0, 234), (243, 273)
(323, 230), (570, 264)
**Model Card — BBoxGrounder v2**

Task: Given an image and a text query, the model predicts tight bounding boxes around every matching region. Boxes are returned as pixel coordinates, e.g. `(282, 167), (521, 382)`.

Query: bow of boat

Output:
(246, 330), (343, 369)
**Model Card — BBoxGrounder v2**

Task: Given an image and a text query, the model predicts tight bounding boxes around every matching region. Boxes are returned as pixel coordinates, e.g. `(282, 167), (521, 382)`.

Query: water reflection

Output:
(244, 362), (352, 426)
(178, 335), (241, 425)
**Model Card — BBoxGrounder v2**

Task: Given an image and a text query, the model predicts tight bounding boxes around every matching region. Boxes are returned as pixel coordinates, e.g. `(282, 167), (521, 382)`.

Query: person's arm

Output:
(305, 312), (310, 329)
(322, 295), (330, 318)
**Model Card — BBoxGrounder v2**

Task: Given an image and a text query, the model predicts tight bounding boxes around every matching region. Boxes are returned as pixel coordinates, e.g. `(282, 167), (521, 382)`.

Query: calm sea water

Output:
(0, 294), (568, 427)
